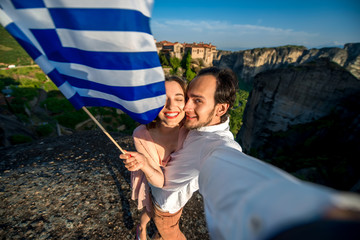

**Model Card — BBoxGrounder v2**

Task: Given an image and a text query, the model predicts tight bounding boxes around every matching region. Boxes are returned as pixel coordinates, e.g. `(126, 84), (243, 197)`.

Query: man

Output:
(122, 67), (360, 240)
(123, 67), (239, 239)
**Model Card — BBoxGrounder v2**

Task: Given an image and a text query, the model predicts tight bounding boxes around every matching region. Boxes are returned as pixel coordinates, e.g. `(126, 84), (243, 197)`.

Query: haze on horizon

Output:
(151, 0), (360, 51)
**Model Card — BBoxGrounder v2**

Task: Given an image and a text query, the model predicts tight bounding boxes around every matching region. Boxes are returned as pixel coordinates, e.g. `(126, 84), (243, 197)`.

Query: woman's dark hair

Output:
(166, 75), (187, 95)
(146, 76), (187, 129)
(195, 67), (238, 123)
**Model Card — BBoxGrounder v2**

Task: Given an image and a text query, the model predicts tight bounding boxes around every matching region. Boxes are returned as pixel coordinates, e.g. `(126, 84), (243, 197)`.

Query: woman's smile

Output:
(164, 111), (180, 119)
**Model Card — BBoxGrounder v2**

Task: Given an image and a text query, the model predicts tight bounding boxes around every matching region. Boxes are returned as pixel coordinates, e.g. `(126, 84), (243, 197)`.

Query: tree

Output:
(159, 53), (169, 66)
(229, 90), (249, 136)
(185, 68), (197, 82)
(170, 67), (180, 76)
(170, 57), (181, 69)
(181, 51), (192, 69)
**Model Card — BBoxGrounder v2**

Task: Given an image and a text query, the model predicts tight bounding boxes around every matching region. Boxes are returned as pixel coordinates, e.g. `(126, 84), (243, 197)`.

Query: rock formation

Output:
(237, 58), (360, 190)
(215, 43), (360, 87)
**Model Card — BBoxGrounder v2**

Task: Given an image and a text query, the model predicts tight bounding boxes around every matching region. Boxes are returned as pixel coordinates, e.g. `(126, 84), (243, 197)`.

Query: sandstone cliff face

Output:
(237, 59), (360, 190)
(215, 43), (360, 85)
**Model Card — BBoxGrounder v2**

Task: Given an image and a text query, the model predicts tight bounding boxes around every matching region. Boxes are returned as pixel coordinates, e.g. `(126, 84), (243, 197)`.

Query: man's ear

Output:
(216, 103), (229, 117)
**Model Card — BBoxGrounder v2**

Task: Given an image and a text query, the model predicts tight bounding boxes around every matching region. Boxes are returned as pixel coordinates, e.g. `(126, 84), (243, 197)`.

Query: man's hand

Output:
(120, 151), (146, 171)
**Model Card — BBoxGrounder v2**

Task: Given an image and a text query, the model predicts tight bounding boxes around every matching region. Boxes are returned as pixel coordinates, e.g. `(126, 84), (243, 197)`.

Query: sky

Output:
(150, 0), (360, 51)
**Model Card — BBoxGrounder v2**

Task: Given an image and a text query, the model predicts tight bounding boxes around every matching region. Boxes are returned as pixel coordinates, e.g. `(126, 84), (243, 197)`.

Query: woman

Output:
(127, 76), (187, 240)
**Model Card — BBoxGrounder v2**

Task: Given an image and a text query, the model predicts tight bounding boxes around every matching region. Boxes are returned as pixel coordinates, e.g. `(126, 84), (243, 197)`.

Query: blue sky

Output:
(151, 0), (360, 51)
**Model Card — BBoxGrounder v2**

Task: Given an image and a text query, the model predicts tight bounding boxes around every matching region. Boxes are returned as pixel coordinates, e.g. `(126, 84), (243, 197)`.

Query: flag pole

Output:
(82, 106), (126, 154)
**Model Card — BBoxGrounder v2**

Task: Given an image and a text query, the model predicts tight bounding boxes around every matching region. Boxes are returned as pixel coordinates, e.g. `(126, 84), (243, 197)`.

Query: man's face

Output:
(184, 75), (221, 129)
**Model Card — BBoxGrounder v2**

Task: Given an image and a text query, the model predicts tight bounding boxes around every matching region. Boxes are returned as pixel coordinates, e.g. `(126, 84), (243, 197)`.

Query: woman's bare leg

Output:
(138, 208), (151, 240)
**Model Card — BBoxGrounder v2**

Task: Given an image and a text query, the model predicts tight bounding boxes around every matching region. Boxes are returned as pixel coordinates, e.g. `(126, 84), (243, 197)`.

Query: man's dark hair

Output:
(196, 67), (238, 122)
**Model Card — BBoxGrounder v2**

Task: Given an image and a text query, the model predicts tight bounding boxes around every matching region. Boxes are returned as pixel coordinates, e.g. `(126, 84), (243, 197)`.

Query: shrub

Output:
(41, 97), (74, 113)
(9, 98), (27, 114)
(106, 126), (114, 132)
(91, 107), (113, 116)
(229, 90), (249, 136)
(42, 81), (58, 92)
(55, 110), (88, 129)
(11, 86), (38, 100)
(36, 124), (54, 137)
(185, 68), (197, 81)
(103, 116), (112, 123)
(118, 114), (137, 134)
(19, 78), (41, 88)
(35, 72), (47, 82)
(47, 90), (63, 98)
(181, 52), (192, 69)
(15, 113), (30, 123)
(10, 134), (33, 145)
(159, 53), (169, 66)
(0, 75), (18, 90)
(170, 57), (181, 69)
(169, 67), (179, 76)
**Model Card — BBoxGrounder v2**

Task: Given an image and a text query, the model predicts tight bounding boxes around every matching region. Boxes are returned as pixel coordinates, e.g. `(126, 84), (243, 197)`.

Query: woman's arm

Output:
(120, 151), (164, 188)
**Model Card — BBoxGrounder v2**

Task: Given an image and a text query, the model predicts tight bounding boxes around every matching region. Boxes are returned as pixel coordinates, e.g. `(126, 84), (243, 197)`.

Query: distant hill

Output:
(0, 26), (33, 67)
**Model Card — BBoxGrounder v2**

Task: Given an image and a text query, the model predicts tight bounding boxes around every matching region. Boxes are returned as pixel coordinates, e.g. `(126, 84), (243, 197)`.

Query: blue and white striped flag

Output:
(0, 0), (165, 124)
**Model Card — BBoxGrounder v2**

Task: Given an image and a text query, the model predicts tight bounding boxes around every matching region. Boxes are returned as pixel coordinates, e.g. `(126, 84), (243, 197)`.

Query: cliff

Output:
(237, 58), (360, 191)
(215, 43), (360, 87)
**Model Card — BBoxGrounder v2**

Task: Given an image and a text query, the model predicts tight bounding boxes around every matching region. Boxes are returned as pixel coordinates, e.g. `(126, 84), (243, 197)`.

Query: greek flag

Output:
(0, 0), (165, 124)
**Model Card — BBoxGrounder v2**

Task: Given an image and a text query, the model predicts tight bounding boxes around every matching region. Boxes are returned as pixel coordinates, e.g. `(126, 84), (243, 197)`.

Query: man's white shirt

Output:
(150, 118), (237, 213)
(150, 118), (357, 239)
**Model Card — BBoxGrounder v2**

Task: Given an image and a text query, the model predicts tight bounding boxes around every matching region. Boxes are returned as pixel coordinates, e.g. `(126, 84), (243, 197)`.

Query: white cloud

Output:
(151, 19), (321, 50)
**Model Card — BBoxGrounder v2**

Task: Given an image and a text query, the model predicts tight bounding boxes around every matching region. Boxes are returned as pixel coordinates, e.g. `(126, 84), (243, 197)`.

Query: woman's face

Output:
(157, 81), (185, 127)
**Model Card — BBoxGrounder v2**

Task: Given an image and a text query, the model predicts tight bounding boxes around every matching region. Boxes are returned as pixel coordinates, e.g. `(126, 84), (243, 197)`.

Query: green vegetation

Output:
(9, 134), (33, 145)
(182, 52), (197, 81)
(36, 124), (54, 137)
(11, 86), (38, 100)
(181, 52), (192, 69)
(55, 111), (88, 129)
(1, 66), (57, 91)
(0, 76), (19, 90)
(229, 90), (249, 136)
(169, 56), (182, 76)
(185, 68), (197, 82)
(0, 26), (33, 67)
(41, 97), (75, 113)
(170, 57), (181, 70)
(1, 64), (138, 142)
(157, 51), (250, 135)
(160, 52), (200, 82)
(118, 113), (138, 135)
(159, 53), (169, 66)
(1, 26), (249, 144)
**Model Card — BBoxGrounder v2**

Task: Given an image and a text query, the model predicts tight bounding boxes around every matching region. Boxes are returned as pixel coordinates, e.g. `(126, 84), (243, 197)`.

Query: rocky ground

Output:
(0, 130), (209, 239)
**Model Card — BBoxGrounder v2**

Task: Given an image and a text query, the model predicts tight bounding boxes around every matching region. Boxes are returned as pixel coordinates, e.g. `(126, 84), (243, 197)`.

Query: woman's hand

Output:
(120, 151), (146, 171)
(120, 151), (165, 187)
